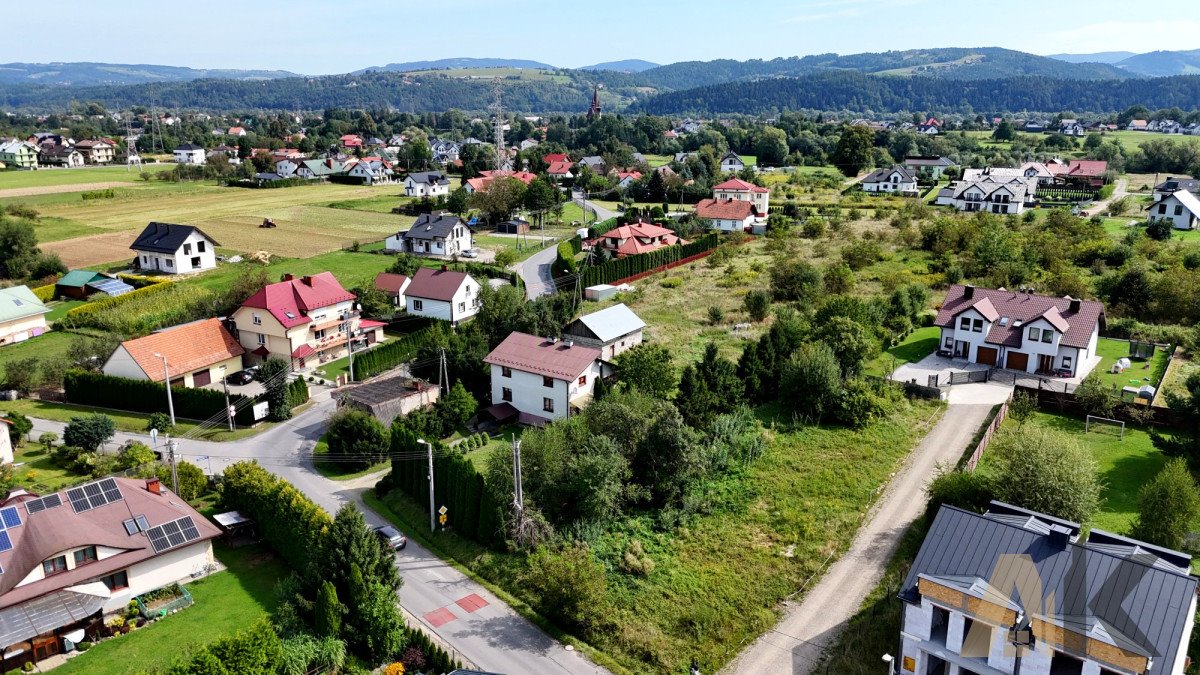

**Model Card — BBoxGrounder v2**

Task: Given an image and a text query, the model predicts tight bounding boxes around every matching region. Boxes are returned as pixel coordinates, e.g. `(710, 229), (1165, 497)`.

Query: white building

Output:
(711, 177), (770, 218)
(561, 304), (645, 360)
(172, 143), (206, 164)
(861, 165), (918, 195)
(102, 318), (245, 388)
(719, 151), (745, 173)
(386, 212), (473, 257)
(937, 176), (1037, 215)
(1148, 189), (1200, 230)
(0, 419), (12, 465)
(404, 267), (480, 326)
(483, 332), (603, 423)
(934, 285), (1104, 377)
(129, 222), (220, 274)
(403, 171), (452, 198)
(0, 286), (50, 347)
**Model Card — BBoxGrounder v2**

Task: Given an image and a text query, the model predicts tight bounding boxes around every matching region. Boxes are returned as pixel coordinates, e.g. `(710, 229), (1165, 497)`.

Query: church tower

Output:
(587, 86), (602, 121)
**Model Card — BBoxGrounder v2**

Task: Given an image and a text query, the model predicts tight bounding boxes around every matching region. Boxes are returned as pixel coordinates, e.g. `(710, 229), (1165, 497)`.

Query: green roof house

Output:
(0, 286), (49, 346)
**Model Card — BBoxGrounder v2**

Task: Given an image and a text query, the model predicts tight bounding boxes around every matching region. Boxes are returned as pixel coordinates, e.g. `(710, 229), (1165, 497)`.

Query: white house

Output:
(711, 177), (769, 218)
(561, 304), (645, 360)
(938, 176), (1036, 215)
(1148, 189), (1200, 230)
(404, 171), (451, 198)
(0, 418), (13, 465)
(0, 286), (50, 347)
(861, 166), (918, 195)
(172, 143), (206, 164)
(274, 158), (301, 177)
(130, 222), (220, 274)
(694, 198), (758, 232)
(901, 502), (1196, 675)
(934, 285), (1104, 377)
(404, 267), (480, 326)
(719, 151), (745, 173)
(374, 272), (411, 308)
(483, 332), (603, 423)
(102, 318), (245, 388)
(386, 212), (473, 257)
(343, 157), (393, 184)
(902, 156), (957, 179)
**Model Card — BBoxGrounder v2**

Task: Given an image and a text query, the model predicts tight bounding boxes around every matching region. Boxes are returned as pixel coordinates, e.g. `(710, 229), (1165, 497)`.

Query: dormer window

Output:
(999, 317), (1009, 327)
(43, 555), (68, 576)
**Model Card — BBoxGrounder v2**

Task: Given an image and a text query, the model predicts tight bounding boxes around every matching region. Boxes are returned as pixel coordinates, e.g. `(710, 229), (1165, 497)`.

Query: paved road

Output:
(723, 403), (995, 675)
(28, 394), (606, 675)
(572, 190), (619, 223)
(518, 243), (561, 300)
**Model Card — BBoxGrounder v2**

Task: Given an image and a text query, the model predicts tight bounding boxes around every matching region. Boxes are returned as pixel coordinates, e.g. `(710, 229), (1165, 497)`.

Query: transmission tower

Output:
(489, 79), (505, 171)
(125, 112), (142, 171)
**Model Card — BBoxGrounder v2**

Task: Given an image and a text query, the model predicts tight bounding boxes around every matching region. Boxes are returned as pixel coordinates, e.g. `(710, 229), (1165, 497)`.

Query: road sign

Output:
(438, 505), (447, 515)
(438, 514), (447, 525)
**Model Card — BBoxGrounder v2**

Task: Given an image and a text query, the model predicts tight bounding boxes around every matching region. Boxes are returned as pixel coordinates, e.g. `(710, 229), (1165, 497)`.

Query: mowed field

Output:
(0, 170), (421, 267)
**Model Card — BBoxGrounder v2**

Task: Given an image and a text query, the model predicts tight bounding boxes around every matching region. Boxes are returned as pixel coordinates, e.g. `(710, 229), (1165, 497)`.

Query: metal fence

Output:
(136, 585), (194, 617)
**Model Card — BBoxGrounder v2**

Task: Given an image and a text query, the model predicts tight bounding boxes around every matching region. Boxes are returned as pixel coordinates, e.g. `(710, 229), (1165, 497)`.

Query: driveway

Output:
(519, 243), (560, 299)
(1082, 178), (1127, 217)
(723, 403), (996, 675)
(572, 190), (619, 224)
(26, 393), (606, 675)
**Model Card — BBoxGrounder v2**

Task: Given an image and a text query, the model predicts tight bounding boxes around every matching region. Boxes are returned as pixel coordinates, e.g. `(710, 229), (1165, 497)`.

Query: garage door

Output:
(976, 347), (998, 367)
(192, 370), (212, 387)
(1006, 352), (1029, 372)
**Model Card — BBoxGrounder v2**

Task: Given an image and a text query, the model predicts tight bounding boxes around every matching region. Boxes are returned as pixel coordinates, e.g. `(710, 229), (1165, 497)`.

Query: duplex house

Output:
(712, 178), (770, 218)
(38, 145), (84, 168)
(938, 176), (1037, 215)
(130, 222), (220, 274)
(0, 478), (221, 671)
(404, 267), (480, 326)
(373, 272), (411, 308)
(593, 221), (686, 257)
(74, 140), (115, 164)
(1148, 190), (1200, 230)
(719, 151), (745, 173)
(900, 502), (1196, 675)
(861, 166), (918, 195)
(385, 212), (473, 257)
(1152, 176), (1200, 202)
(0, 140), (39, 169)
(102, 318), (245, 388)
(935, 284), (1104, 376)
(172, 144), (206, 164)
(0, 286), (50, 347)
(232, 272), (383, 371)
(483, 332), (602, 424)
(561, 303), (645, 360)
(404, 171), (451, 198)
(343, 157), (393, 184)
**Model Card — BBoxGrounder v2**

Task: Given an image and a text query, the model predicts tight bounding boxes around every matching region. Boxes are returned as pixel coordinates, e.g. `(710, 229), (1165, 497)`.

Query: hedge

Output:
(31, 284), (55, 302)
(60, 279), (177, 322)
(552, 241), (578, 278)
(222, 462), (332, 571)
(289, 378), (309, 406)
(402, 626), (463, 673)
(440, 261), (523, 293)
(225, 176), (312, 189)
(116, 272), (171, 289)
(351, 326), (439, 381)
(580, 233), (721, 287)
(64, 370), (256, 426)
(567, 234), (583, 254)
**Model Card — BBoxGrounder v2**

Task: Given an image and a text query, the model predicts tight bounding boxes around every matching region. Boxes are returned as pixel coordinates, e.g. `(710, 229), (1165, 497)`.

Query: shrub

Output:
(743, 290), (771, 322)
(841, 239), (884, 270)
(780, 344), (843, 423)
(1130, 458), (1200, 550)
(990, 426), (1101, 523)
(146, 412), (174, 434)
(707, 306), (725, 325)
(63, 414), (115, 452)
(2, 411), (31, 447)
(222, 462), (332, 571)
(659, 277), (683, 289)
(326, 409), (390, 470)
(522, 544), (610, 637)
(926, 468), (995, 519)
(30, 284), (55, 302)
(58, 281), (216, 334)
(65, 371), (254, 425)
(619, 539), (656, 576)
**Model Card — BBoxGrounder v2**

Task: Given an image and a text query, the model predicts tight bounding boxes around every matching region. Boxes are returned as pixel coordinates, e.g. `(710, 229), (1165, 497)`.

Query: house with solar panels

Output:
(53, 271), (134, 301)
(0, 477), (220, 669)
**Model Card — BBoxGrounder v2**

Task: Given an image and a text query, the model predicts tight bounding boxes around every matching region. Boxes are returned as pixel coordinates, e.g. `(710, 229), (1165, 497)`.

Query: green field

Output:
(0, 330), (75, 372)
(864, 326), (940, 377)
(182, 248), (397, 294)
(0, 164), (174, 189)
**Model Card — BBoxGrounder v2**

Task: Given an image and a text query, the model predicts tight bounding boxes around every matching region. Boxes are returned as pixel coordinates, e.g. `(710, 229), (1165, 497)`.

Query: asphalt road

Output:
(28, 393), (607, 675)
(519, 244), (560, 300)
(572, 191), (619, 223)
(722, 403), (995, 675)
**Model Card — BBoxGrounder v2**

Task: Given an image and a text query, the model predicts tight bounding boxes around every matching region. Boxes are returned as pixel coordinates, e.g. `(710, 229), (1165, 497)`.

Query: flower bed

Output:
(137, 583), (193, 616)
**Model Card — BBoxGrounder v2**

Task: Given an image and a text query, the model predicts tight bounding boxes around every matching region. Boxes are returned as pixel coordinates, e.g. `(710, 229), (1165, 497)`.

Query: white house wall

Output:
(135, 231), (217, 275)
(490, 361), (600, 421)
(105, 541), (216, 613)
(0, 314), (48, 345)
(1150, 196), (1199, 230)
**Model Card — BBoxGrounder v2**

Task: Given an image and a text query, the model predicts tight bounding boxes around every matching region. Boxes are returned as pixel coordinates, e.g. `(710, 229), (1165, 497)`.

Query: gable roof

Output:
(240, 272), (355, 328)
(542, 153), (569, 164)
(0, 286), (49, 323)
(174, 143), (204, 151)
(903, 505), (1197, 675)
(406, 171), (449, 186)
(1067, 159), (1108, 177)
(720, 151), (743, 163)
(712, 178), (769, 194)
(935, 285), (1105, 349)
(374, 272), (411, 296)
(568, 304), (645, 343)
(402, 212), (467, 241)
(484, 332), (601, 381)
(1154, 177), (1200, 193)
(862, 165), (916, 184)
(1162, 189), (1200, 219)
(903, 155), (956, 168)
(55, 270), (108, 289)
(547, 160), (574, 175)
(405, 267), (473, 302)
(109, 318), (244, 381)
(130, 222), (220, 254)
(695, 198), (756, 221)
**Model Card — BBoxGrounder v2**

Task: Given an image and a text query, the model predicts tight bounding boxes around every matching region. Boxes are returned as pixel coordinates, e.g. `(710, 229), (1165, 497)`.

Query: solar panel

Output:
(123, 519), (139, 536)
(0, 532), (11, 553)
(24, 494), (63, 515)
(66, 479), (125, 513)
(135, 515), (150, 532)
(99, 478), (122, 503)
(0, 507), (20, 530)
(66, 487), (90, 513)
(180, 517), (200, 541)
(145, 516), (204, 554)
(147, 526), (171, 553)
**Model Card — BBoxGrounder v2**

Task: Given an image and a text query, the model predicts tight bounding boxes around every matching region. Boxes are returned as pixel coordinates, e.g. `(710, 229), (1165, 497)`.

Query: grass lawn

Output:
(1155, 353), (1198, 406)
(0, 330), (74, 370)
(54, 543), (287, 675)
(373, 401), (943, 673)
(1091, 337), (1169, 394)
(182, 249), (397, 295)
(312, 433), (389, 480)
(474, 234), (557, 262)
(864, 326), (941, 377)
(0, 398), (273, 442)
(9, 442), (81, 491)
(0, 164), (175, 190)
(45, 299), (88, 323)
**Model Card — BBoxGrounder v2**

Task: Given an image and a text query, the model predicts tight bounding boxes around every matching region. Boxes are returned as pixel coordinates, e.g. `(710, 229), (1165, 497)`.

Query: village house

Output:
(232, 272), (384, 371)
(295, 159), (341, 179)
(937, 176), (1037, 215)
(593, 221), (686, 258)
(373, 272), (411, 308)
(172, 143), (206, 165)
(900, 502), (1196, 675)
(935, 284), (1104, 376)
(464, 170), (537, 194)
(1153, 176), (1200, 201)
(0, 286), (49, 347)
(339, 375), (440, 426)
(861, 166), (919, 196)
(342, 157), (393, 184)
(429, 139), (461, 164)
(38, 145), (84, 168)
(694, 198), (759, 232)
(1058, 119), (1085, 136)
(615, 171), (642, 189)
(73, 140), (115, 164)
(403, 267), (481, 326)
(547, 160), (574, 182)
(385, 212), (473, 257)
(1127, 119), (1149, 131)
(0, 140), (39, 169)
(340, 134), (363, 148)
(712, 177), (770, 218)
(0, 419), (11, 465)
(227, 126), (246, 137)
(1148, 190), (1200, 230)
(129, 222), (220, 275)
(102, 318), (245, 388)
(719, 151), (745, 173)
(1058, 159), (1108, 188)
(902, 156), (957, 179)
(577, 156), (604, 172)
(0, 478), (222, 671)
(403, 171), (451, 198)
(561, 304), (646, 360)
(483, 332), (603, 424)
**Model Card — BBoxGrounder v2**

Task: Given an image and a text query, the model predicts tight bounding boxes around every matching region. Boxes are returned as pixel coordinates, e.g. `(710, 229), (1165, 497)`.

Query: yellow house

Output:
(0, 286), (49, 347)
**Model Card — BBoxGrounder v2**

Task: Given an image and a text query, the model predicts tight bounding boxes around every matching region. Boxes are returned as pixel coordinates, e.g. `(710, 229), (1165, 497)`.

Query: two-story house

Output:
(38, 145), (84, 168)
(232, 272), (384, 371)
(592, 221), (686, 257)
(903, 156), (958, 179)
(719, 151), (745, 173)
(1152, 176), (1200, 202)
(0, 477), (221, 671)
(861, 166), (919, 196)
(404, 171), (451, 198)
(712, 178), (769, 219)
(343, 157), (393, 184)
(403, 267), (480, 326)
(561, 304), (645, 360)
(935, 285), (1104, 377)
(74, 140), (115, 164)
(938, 176), (1037, 215)
(129, 222), (220, 274)
(0, 286), (50, 347)
(386, 212), (473, 257)
(483, 332), (603, 424)
(694, 198), (759, 232)
(0, 140), (39, 169)
(172, 143), (206, 164)
(900, 502), (1196, 675)
(102, 318), (245, 388)
(1148, 190), (1200, 230)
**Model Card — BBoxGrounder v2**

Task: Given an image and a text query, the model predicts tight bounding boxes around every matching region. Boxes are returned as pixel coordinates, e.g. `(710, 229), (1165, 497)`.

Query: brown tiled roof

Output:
(935, 285), (1105, 349)
(483, 332), (600, 381)
(405, 267), (471, 303)
(695, 198), (756, 220)
(117, 318), (244, 381)
(374, 272), (410, 296)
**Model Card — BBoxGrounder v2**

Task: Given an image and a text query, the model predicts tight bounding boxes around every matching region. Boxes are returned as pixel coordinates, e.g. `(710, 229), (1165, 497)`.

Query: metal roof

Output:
(0, 589), (105, 648)
(0, 286), (49, 323)
(86, 278), (134, 297)
(568, 304), (646, 344)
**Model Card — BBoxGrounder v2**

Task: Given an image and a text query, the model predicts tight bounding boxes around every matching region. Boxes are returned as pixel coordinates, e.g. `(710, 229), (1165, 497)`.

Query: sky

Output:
(8, 0), (1200, 74)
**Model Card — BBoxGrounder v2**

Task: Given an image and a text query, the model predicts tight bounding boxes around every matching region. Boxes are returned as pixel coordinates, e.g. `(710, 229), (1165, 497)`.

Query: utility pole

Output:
(167, 439), (180, 494)
(420, 439), (436, 533)
(155, 353), (176, 426)
(220, 367), (234, 432)
(438, 348), (449, 396)
(489, 79), (505, 171)
(511, 435), (525, 537)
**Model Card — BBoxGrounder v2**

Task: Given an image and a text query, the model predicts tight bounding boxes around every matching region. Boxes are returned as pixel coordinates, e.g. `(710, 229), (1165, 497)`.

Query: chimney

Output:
(1048, 523), (1072, 549)
(1069, 298), (1081, 313)
(301, 275), (313, 286)
(281, 273), (296, 282)
(146, 477), (162, 495)
(441, 265), (449, 272)
(963, 284), (975, 300)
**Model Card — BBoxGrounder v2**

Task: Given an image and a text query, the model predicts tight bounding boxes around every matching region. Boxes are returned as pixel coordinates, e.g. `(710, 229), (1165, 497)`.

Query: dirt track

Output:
(0, 181), (136, 199)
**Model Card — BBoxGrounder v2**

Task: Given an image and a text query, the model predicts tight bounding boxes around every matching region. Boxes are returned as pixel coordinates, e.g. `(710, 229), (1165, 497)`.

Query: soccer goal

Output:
(1085, 415), (1125, 441)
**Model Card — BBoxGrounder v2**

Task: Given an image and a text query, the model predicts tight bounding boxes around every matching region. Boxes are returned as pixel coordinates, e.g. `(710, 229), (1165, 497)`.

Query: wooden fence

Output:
(965, 398), (1010, 471)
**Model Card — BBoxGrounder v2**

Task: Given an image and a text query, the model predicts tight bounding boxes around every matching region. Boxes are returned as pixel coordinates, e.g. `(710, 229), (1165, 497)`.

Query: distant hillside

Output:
(1048, 51), (1135, 64)
(578, 59), (660, 73)
(352, 58), (558, 74)
(1116, 49), (1200, 77)
(0, 62), (298, 85)
(637, 47), (1133, 90)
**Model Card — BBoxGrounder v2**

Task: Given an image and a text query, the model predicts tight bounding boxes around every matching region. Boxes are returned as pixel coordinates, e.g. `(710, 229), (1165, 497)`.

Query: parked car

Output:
(225, 367), (258, 385)
(374, 525), (407, 550)
(460, 248), (479, 259)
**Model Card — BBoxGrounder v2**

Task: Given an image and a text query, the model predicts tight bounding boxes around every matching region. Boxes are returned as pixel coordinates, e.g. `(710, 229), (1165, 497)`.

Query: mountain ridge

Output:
(350, 58), (558, 74)
(578, 59), (660, 73)
(1049, 48), (1200, 76)
(0, 61), (299, 86)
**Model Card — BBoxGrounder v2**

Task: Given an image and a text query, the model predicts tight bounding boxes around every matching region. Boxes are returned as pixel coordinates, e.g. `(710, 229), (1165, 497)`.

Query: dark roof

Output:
(406, 171), (450, 186)
(402, 212), (467, 241)
(405, 266), (472, 302)
(903, 155), (957, 167)
(935, 285), (1104, 349)
(1154, 176), (1200, 193)
(174, 143), (204, 151)
(130, 222), (220, 254)
(903, 505), (1197, 675)
(862, 165), (916, 184)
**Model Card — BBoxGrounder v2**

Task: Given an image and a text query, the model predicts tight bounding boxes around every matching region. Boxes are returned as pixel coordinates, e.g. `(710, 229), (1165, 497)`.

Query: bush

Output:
(65, 371), (254, 425)
(63, 414), (115, 452)
(743, 290), (771, 322)
(522, 544), (610, 637)
(58, 281), (216, 334)
(326, 409), (390, 470)
(146, 412), (174, 434)
(30, 284), (55, 302)
(781, 344), (843, 422)
(222, 462), (332, 571)
(990, 426), (1101, 523)
(1130, 458), (1200, 550)
(1146, 219), (1173, 241)
(707, 306), (725, 325)
(926, 468), (995, 519)
(659, 277), (683, 289)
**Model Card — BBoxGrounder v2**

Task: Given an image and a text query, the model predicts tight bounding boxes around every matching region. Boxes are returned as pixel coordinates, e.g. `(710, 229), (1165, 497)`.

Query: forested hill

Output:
(629, 71), (1200, 116)
(637, 47), (1132, 90)
(0, 62), (298, 86)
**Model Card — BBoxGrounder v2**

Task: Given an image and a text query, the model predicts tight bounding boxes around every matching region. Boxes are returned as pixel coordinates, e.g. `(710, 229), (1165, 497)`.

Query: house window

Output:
(191, 256), (202, 269)
(413, 299), (423, 311)
(74, 546), (98, 566)
(578, 375), (587, 386)
(459, 302), (466, 312)
(1159, 204), (1167, 214)
(943, 336), (953, 349)
(43, 555), (68, 576)
(972, 318), (983, 332)
(1176, 205), (1184, 216)
(315, 329), (326, 340)
(1049, 651), (1084, 675)
(1062, 356), (1073, 369)
(543, 376), (554, 388)
(501, 387), (512, 402)
(165, 259), (173, 268)
(543, 397), (554, 413)
(1041, 330), (1053, 343)
(959, 317), (971, 331)
(1029, 327), (1041, 341)
(101, 570), (129, 591)
(142, 255), (149, 264)
(961, 617), (991, 658)
(257, 334), (266, 346)
(183, 243), (192, 255)
(501, 367), (512, 378)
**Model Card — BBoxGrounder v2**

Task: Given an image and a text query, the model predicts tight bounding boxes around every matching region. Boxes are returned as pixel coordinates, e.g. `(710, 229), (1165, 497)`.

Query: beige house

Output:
(101, 318), (245, 388)
(0, 286), (50, 347)
(74, 140), (115, 165)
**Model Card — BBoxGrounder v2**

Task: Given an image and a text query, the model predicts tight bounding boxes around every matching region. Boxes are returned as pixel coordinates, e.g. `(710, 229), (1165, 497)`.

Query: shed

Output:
(496, 218), (530, 235)
(584, 284), (617, 301)
(54, 270), (112, 300)
(340, 376), (440, 426)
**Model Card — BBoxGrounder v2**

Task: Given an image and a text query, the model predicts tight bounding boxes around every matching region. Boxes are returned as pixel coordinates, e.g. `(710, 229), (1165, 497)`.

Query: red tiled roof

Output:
(547, 160), (574, 175)
(115, 318), (244, 381)
(935, 285), (1105, 349)
(359, 319), (387, 329)
(240, 272), (355, 329)
(374, 272), (410, 296)
(1067, 160), (1108, 177)
(483, 332), (600, 381)
(600, 221), (676, 240)
(695, 198), (756, 220)
(713, 178), (769, 194)
(542, 153), (569, 164)
(617, 171), (642, 182)
(292, 344), (316, 359)
(406, 267), (471, 302)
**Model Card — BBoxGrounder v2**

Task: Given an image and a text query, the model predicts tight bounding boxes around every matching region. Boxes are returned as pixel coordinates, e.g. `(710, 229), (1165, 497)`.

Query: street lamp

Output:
(153, 353), (176, 426)
(881, 653), (896, 675)
(418, 439), (435, 533)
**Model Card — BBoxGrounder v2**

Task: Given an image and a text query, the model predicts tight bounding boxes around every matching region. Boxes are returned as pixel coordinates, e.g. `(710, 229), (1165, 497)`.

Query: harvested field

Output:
(0, 181), (138, 199)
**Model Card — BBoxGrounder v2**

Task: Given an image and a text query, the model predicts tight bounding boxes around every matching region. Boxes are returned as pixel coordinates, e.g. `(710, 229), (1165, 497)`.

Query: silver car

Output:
(374, 525), (407, 550)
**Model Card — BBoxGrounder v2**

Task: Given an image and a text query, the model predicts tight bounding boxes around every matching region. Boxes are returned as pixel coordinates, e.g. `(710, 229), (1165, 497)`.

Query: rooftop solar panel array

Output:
(66, 478), (123, 513)
(146, 516), (201, 554)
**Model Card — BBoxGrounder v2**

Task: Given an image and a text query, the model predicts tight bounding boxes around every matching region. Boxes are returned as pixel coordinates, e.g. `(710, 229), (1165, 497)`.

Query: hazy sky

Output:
(9, 0), (1200, 74)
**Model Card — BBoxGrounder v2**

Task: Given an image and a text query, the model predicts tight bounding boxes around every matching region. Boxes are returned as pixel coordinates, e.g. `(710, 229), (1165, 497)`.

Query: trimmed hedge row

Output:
(61, 279), (177, 322)
(116, 272), (171, 289)
(64, 370), (256, 426)
(580, 233), (721, 287)
(553, 241), (578, 278)
(222, 461), (332, 571)
(226, 177), (312, 189)
(351, 327), (439, 381)
(31, 284), (55, 302)
(403, 626), (463, 674)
